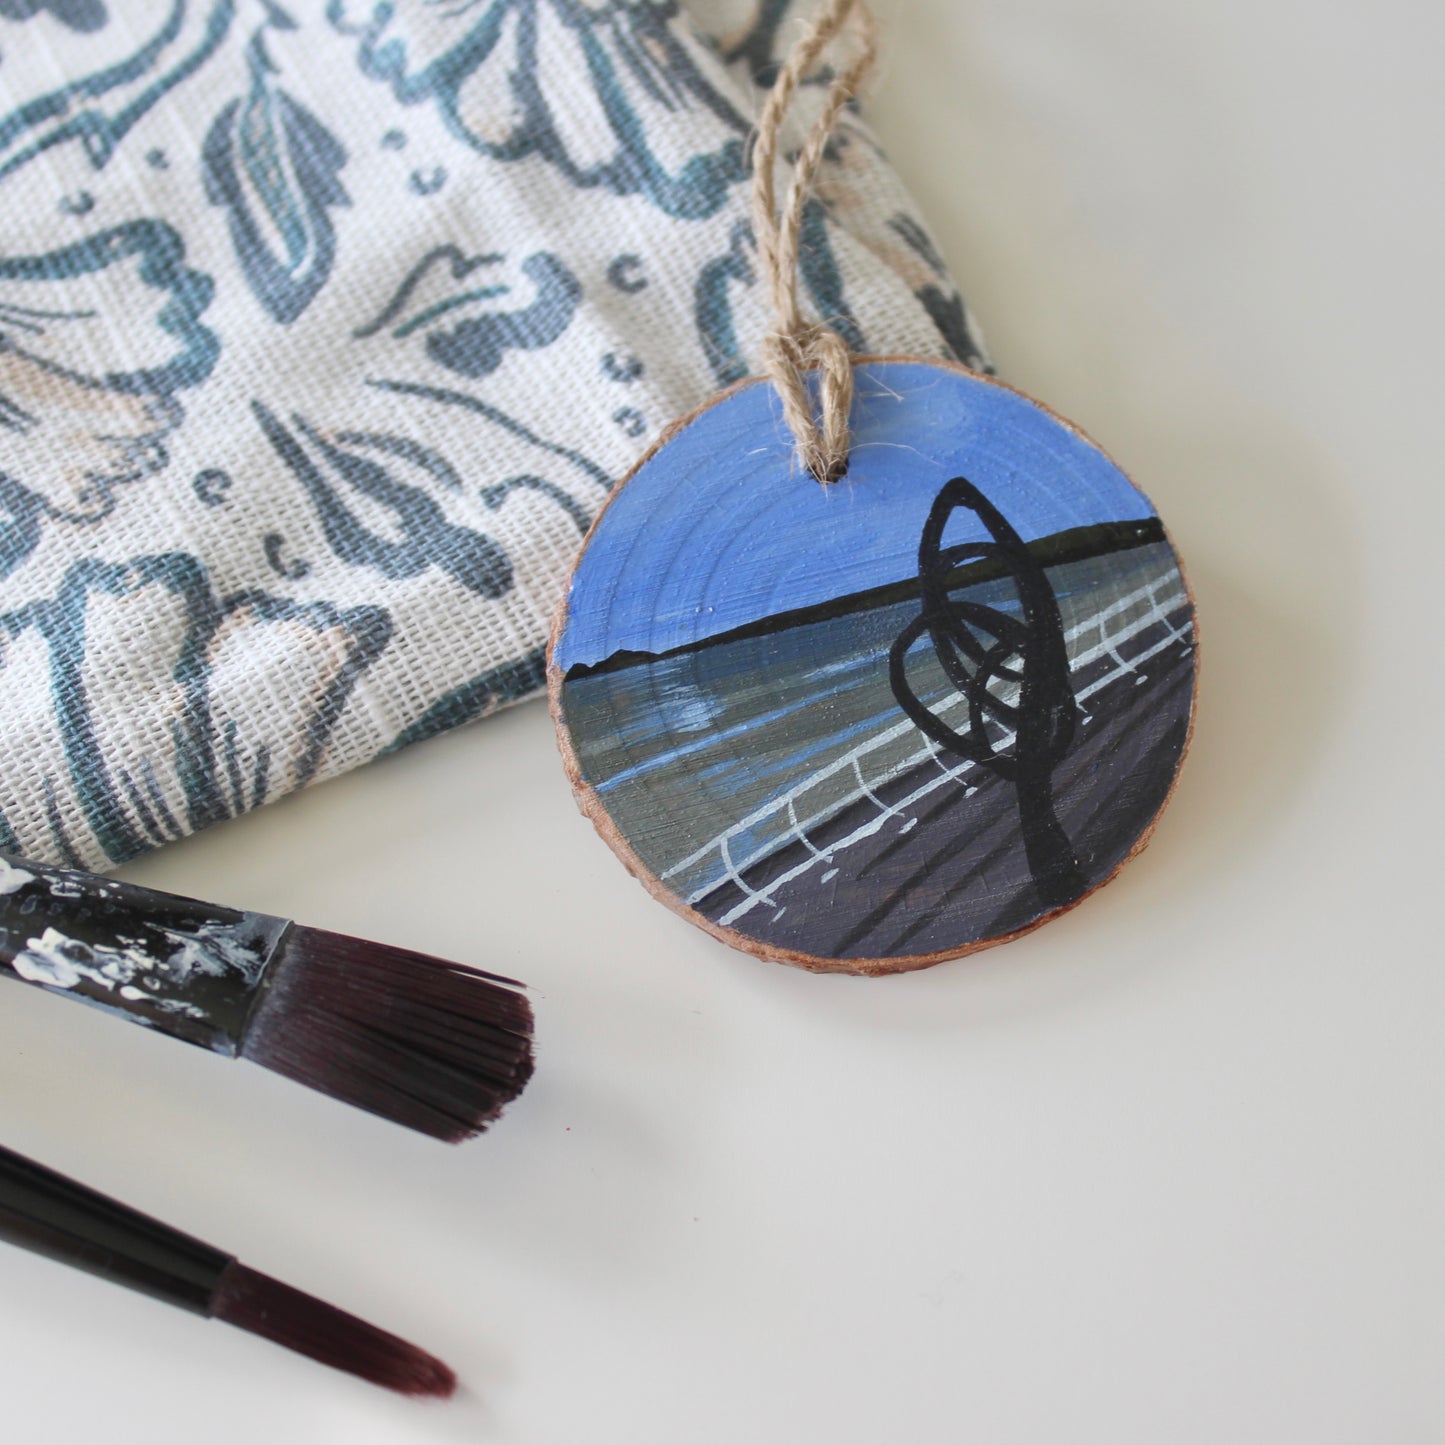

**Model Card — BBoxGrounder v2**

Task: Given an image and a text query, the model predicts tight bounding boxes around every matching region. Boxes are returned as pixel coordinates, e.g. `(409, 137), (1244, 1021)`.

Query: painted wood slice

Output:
(548, 358), (1197, 975)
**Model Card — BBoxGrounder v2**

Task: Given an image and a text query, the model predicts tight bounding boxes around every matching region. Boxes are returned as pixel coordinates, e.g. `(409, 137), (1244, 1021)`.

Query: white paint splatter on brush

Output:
(0, 861), (34, 896)
(11, 920), (267, 1019)
(10, 928), (90, 988)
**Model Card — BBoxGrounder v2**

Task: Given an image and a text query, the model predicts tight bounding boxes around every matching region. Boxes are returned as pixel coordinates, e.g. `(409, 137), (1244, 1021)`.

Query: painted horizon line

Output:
(563, 515), (1166, 682)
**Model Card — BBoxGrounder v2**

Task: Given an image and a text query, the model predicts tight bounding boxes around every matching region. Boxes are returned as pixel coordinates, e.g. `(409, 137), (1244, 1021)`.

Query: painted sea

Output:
(560, 527), (1194, 961)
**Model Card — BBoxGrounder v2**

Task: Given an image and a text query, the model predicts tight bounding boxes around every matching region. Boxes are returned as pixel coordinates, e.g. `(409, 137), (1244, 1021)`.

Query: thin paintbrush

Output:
(0, 855), (533, 1143)
(0, 1141), (456, 1396)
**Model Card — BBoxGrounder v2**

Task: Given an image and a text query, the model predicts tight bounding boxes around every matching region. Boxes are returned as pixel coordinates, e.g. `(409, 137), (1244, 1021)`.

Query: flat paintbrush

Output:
(0, 855), (533, 1143)
(0, 1141), (457, 1396)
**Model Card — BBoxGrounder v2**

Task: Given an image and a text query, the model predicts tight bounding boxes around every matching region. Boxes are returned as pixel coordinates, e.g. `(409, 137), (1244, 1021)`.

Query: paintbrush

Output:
(0, 1140), (457, 1396)
(0, 854), (533, 1143)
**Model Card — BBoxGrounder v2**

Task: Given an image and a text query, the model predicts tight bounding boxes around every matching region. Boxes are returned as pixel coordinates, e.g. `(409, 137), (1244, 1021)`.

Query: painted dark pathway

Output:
(693, 625), (1194, 959)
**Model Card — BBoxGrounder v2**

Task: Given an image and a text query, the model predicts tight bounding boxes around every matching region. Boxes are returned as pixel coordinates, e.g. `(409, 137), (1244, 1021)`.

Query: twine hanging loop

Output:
(750, 0), (878, 483)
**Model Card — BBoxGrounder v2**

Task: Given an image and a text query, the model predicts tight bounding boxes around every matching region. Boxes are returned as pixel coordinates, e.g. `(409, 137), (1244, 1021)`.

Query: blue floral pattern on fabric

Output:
(0, 0), (107, 32)
(0, 2), (236, 180)
(328, 0), (752, 220)
(0, 0), (989, 869)
(0, 220), (217, 574)
(251, 404), (515, 597)
(0, 551), (390, 865)
(203, 14), (349, 322)
(356, 245), (582, 377)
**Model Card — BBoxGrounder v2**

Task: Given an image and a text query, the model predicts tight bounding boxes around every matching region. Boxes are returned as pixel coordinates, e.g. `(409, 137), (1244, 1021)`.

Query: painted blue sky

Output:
(556, 361), (1155, 671)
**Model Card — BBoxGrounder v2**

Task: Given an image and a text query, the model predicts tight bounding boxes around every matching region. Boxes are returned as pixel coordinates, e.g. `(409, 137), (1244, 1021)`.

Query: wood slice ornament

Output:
(548, 357), (1197, 975)
(546, 1), (1196, 975)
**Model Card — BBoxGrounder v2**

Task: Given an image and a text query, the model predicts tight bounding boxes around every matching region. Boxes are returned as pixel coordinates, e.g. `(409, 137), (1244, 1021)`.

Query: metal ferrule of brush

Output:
(0, 854), (289, 1057)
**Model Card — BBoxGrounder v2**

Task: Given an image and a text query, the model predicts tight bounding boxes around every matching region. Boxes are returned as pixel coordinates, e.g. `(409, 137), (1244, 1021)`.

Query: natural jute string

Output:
(750, 0), (878, 483)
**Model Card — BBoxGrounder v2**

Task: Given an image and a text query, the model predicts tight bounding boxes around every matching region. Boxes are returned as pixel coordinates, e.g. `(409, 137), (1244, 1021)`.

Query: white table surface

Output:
(6, 2), (1443, 1441)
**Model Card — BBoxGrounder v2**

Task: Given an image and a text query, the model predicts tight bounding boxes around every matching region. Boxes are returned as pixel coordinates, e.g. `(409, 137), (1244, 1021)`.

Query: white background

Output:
(5, 1), (1444, 1440)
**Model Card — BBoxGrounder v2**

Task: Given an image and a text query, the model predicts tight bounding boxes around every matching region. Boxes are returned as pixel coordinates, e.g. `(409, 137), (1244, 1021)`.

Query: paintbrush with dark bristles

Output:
(0, 854), (533, 1143)
(0, 1141), (457, 1396)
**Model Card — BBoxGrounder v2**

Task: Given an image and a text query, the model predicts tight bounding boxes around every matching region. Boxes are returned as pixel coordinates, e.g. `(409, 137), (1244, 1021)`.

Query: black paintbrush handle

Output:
(0, 855), (289, 1055)
(0, 1143), (230, 1313)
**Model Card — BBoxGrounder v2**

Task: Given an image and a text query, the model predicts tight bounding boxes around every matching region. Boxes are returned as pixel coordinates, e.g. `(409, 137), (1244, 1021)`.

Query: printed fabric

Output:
(0, 0), (988, 870)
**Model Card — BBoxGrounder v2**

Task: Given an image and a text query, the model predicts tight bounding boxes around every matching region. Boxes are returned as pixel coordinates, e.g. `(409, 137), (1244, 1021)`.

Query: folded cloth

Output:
(0, 0), (987, 870)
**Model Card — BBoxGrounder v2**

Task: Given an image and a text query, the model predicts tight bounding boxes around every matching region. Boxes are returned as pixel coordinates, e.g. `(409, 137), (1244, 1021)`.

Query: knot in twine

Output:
(750, 0), (878, 484)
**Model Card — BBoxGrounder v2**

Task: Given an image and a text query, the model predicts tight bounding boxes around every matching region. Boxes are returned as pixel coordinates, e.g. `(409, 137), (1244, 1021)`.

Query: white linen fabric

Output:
(0, 0), (987, 870)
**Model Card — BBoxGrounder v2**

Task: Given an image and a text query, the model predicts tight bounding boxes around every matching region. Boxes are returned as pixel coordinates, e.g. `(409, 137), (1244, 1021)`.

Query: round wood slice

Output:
(548, 357), (1197, 975)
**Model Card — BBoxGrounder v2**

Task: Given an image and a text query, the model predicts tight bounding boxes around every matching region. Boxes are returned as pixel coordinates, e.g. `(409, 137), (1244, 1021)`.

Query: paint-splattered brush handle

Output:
(0, 855), (288, 1055)
(0, 1142), (229, 1313)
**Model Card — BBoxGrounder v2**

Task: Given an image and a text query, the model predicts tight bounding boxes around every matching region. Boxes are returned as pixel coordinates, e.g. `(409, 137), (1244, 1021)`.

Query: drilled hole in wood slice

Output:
(548, 357), (1197, 975)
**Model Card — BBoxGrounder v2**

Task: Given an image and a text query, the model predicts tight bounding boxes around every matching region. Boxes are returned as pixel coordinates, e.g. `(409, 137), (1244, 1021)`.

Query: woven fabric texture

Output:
(0, 0), (987, 871)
